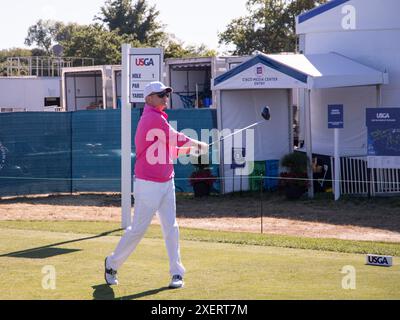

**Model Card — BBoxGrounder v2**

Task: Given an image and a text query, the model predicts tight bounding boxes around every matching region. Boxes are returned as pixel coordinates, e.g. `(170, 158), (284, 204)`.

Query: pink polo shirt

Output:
(134, 104), (193, 182)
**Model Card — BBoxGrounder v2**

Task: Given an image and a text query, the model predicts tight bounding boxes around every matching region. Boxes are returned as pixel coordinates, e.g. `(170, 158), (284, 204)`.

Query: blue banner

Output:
(366, 108), (400, 156)
(366, 108), (400, 128)
(328, 105), (344, 129)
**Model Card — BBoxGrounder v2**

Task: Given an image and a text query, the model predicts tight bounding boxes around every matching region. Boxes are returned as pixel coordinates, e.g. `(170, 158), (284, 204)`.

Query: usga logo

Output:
(376, 113), (390, 119)
(135, 58), (155, 67)
(366, 254), (393, 267)
(255, 65), (265, 76)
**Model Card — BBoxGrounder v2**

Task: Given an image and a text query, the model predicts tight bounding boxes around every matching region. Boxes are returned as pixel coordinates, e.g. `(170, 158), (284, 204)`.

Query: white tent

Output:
(214, 52), (387, 90)
(212, 52), (388, 195)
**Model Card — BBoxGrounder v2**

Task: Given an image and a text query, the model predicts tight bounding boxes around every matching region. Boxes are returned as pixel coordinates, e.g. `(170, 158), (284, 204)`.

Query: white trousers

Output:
(107, 178), (185, 277)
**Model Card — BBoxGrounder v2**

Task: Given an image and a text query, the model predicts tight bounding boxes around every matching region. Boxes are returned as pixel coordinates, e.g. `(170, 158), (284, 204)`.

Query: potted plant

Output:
(189, 156), (216, 197)
(279, 152), (309, 200)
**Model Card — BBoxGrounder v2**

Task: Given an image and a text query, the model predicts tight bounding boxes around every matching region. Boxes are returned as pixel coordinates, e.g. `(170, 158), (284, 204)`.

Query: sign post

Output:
(121, 44), (131, 229)
(121, 45), (163, 229)
(328, 105), (344, 201)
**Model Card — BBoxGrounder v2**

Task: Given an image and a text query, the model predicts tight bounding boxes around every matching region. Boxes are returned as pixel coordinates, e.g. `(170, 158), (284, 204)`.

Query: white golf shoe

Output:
(169, 275), (184, 289)
(104, 257), (118, 286)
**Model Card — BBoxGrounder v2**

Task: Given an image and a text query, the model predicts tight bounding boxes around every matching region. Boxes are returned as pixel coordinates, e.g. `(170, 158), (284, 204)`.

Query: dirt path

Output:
(1, 193), (400, 243)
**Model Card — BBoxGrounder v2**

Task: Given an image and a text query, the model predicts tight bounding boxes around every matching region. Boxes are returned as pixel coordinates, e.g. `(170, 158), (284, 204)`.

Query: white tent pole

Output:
(196, 83), (199, 108)
(334, 128), (341, 201)
(305, 89), (314, 198)
(376, 84), (382, 107)
(121, 44), (132, 229)
(61, 70), (66, 111)
(288, 89), (294, 151)
(216, 90), (225, 194)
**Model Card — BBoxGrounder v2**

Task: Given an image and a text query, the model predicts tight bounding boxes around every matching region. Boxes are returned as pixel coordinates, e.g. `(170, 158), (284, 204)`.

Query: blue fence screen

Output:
(0, 109), (218, 197)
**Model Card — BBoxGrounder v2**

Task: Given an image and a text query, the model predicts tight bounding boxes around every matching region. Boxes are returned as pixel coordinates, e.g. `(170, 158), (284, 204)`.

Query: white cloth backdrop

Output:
(220, 89), (291, 193)
(309, 86), (377, 156)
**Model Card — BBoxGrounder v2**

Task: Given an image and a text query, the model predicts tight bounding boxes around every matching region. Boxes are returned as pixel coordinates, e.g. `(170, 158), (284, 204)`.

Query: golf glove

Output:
(190, 141), (209, 156)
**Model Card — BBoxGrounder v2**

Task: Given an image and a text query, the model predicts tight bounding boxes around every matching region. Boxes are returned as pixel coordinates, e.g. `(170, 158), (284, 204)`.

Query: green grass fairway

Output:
(0, 221), (399, 300)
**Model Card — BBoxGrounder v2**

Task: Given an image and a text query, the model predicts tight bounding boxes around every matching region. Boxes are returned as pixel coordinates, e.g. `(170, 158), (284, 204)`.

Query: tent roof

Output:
(213, 52), (388, 90)
(296, 0), (400, 34)
(297, 0), (350, 24)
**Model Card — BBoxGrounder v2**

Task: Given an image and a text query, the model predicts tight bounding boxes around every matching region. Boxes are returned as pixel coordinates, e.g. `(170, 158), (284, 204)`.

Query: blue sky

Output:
(0, 0), (248, 53)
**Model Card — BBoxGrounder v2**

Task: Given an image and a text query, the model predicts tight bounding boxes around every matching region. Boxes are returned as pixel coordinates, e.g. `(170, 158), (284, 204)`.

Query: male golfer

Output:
(104, 81), (208, 289)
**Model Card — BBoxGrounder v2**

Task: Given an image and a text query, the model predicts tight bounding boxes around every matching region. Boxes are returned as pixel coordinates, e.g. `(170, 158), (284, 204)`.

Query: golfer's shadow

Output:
(92, 285), (170, 300)
(0, 229), (122, 259)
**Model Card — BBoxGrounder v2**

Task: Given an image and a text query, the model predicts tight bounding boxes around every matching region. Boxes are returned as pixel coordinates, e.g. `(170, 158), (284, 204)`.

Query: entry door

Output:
(66, 76), (76, 111)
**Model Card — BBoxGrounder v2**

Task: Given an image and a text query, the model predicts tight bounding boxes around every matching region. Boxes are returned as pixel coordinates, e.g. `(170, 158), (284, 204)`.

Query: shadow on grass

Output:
(0, 193), (123, 207)
(92, 284), (170, 300)
(0, 229), (122, 259)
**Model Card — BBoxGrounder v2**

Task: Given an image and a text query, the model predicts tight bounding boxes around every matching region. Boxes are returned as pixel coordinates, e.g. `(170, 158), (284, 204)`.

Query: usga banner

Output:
(366, 107), (400, 169)
(366, 254), (393, 267)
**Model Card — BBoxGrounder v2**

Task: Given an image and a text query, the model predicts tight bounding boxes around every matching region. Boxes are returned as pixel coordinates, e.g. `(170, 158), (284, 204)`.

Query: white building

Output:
(296, 0), (400, 196)
(61, 65), (121, 111)
(0, 56), (93, 112)
(296, 0), (400, 156)
(59, 56), (247, 111)
(0, 76), (61, 112)
(212, 0), (400, 196)
(164, 56), (250, 109)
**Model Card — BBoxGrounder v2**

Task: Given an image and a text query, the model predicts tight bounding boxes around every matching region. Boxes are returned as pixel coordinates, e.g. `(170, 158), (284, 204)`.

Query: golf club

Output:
(208, 106), (271, 147)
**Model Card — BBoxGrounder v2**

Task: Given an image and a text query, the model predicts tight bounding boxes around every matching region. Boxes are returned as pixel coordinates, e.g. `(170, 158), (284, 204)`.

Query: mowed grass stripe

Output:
(0, 220), (399, 256)
(0, 227), (399, 300)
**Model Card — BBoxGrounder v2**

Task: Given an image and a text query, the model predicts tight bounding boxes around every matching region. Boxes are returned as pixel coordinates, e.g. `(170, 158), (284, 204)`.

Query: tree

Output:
(164, 37), (217, 59)
(0, 48), (32, 61)
(286, 0), (328, 33)
(59, 24), (141, 65)
(218, 0), (328, 55)
(24, 19), (140, 65)
(0, 48), (33, 76)
(96, 0), (166, 46)
(23, 0), (216, 65)
(24, 20), (64, 55)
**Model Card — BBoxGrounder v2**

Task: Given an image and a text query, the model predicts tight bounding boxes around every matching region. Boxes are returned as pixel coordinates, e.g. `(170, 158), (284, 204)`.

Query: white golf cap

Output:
(144, 81), (173, 98)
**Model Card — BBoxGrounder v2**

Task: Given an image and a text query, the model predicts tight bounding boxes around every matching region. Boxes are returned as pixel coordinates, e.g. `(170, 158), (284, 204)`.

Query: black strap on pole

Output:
(232, 170), (235, 195)
(240, 171), (242, 197)
(367, 167), (372, 199)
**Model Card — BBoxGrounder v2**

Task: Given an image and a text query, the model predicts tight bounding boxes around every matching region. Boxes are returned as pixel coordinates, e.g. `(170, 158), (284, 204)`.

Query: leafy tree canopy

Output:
(23, 0), (217, 63)
(218, 0), (328, 55)
(96, 0), (167, 46)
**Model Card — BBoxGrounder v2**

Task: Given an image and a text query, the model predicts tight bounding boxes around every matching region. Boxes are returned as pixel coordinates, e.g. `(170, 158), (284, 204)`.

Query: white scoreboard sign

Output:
(127, 48), (163, 103)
